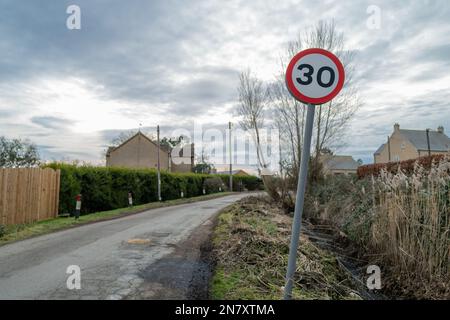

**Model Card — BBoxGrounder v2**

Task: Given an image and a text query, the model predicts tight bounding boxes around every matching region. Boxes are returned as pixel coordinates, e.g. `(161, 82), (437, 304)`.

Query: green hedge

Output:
(216, 174), (263, 192)
(43, 163), (262, 215)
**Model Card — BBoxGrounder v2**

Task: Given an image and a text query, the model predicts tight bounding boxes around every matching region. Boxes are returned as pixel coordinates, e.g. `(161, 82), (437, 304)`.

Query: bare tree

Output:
(269, 81), (305, 179)
(237, 69), (268, 171)
(237, 69), (280, 201)
(270, 20), (361, 182)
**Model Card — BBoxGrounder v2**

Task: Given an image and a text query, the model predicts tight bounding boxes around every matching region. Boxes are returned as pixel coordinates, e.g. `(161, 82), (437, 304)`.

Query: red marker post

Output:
(284, 48), (345, 299)
(74, 194), (82, 219)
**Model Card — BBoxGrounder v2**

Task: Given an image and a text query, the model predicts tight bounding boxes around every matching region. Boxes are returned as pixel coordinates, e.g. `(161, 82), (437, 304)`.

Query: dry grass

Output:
(303, 154), (450, 299)
(210, 195), (360, 300)
(371, 156), (450, 298)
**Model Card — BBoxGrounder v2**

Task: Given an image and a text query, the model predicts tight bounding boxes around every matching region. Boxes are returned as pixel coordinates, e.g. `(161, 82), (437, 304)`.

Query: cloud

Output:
(0, 0), (449, 164)
(415, 43), (450, 64)
(31, 116), (72, 130)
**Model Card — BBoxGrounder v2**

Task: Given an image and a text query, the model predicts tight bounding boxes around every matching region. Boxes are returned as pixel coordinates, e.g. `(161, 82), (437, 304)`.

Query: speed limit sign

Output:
(283, 48), (345, 300)
(285, 48), (345, 105)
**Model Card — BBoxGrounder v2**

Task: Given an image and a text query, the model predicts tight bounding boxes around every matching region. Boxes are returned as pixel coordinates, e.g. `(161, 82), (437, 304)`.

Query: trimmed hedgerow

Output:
(357, 154), (445, 178)
(42, 163), (263, 215)
(216, 174), (263, 191)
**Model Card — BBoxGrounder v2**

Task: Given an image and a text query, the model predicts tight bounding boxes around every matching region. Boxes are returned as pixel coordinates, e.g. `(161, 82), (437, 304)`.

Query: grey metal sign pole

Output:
(283, 103), (316, 300)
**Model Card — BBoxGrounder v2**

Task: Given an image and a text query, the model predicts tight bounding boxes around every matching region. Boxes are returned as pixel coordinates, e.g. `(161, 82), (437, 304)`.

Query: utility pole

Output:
(278, 126), (283, 178)
(387, 136), (391, 162)
(229, 121), (233, 192)
(426, 129), (431, 156)
(157, 125), (161, 201)
(137, 124), (142, 167)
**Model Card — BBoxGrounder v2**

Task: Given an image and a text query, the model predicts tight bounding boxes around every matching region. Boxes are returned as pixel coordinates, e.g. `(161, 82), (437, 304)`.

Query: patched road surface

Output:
(0, 194), (250, 299)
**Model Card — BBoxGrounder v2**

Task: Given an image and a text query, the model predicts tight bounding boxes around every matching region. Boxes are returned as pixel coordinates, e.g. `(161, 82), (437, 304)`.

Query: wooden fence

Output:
(0, 168), (60, 225)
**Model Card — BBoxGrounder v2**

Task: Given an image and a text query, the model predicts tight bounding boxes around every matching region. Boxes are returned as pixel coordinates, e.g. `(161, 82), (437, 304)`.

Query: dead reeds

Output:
(371, 155), (450, 297)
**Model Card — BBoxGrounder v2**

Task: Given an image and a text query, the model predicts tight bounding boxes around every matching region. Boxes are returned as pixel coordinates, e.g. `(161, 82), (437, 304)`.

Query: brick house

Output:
(105, 131), (194, 173)
(374, 123), (450, 164)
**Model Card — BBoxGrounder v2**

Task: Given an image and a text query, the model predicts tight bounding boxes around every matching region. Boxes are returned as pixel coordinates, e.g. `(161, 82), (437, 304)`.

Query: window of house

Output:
(394, 155), (400, 162)
(400, 142), (406, 150)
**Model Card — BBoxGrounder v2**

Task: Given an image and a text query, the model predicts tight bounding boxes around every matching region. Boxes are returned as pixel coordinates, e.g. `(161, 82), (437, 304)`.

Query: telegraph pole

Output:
(157, 125), (161, 201)
(387, 136), (391, 162)
(278, 126), (283, 178)
(426, 129), (431, 156)
(137, 123), (142, 167)
(229, 121), (233, 192)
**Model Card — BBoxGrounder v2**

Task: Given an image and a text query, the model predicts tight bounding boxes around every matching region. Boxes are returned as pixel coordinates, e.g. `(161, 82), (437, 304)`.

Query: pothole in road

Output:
(123, 232), (172, 247)
(126, 238), (152, 245)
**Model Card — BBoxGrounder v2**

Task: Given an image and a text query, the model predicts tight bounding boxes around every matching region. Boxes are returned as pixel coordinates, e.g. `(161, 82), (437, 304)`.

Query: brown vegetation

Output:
(306, 155), (450, 299)
(211, 195), (360, 300)
(370, 158), (450, 297)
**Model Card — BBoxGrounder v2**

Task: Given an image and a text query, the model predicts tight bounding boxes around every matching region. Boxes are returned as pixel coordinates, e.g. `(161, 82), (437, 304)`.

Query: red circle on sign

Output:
(285, 48), (345, 105)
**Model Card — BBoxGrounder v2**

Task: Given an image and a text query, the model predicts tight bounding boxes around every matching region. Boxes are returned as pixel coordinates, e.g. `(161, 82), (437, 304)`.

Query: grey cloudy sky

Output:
(0, 0), (449, 166)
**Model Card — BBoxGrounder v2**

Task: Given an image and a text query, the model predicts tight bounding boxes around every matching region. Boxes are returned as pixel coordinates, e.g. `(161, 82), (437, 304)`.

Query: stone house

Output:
(319, 154), (359, 175)
(105, 132), (194, 173)
(374, 124), (450, 164)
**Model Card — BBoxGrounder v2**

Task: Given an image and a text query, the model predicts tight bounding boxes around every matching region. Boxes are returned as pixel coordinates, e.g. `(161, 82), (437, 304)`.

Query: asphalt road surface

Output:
(0, 193), (250, 299)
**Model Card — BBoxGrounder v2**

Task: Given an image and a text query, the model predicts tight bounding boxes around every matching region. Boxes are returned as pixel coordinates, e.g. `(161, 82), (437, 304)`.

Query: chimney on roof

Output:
(437, 126), (444, 134)
(394, 123), (400, 132)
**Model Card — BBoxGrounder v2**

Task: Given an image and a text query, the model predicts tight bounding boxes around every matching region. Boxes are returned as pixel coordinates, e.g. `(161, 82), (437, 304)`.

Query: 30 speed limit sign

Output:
(285, 48), (345, 105)
(283, 48), (345, 300)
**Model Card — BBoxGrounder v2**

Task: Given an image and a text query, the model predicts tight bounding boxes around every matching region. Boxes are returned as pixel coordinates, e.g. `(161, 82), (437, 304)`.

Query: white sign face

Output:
(286, 48), (345, 105)
(291, 54), (339, 98)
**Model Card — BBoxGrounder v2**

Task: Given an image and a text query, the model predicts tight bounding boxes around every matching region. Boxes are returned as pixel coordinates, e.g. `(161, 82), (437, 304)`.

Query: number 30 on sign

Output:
(285, 48), (345, 105)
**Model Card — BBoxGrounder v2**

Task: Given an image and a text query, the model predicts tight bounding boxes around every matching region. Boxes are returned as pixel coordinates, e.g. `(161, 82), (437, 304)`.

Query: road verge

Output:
(209, 195), (362, 299)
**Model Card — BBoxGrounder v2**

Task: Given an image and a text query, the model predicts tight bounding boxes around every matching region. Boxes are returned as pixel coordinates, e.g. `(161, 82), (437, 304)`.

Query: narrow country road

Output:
(0, 193), (250, 300)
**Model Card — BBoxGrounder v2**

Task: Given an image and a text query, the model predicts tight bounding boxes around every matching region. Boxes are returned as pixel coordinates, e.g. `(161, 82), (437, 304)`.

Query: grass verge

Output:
(210, 195), (360, 300)
(0, 192), (234, 246)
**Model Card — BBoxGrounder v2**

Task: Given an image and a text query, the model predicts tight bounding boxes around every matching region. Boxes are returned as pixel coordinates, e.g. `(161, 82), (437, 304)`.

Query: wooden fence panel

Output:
(6, 169), (18, 225)
(0, 168), (60, 225)
(0, 169), (6, 225)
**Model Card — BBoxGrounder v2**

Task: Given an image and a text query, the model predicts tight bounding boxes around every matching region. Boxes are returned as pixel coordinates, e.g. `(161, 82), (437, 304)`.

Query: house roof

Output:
(374, 143), (385, 155)
(373, 127), (450, 156)
(106, 131), (169, 156)
(399, 129), (450, 152)
(215, 169), (249, 175)
(321, 155), (359, 171)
